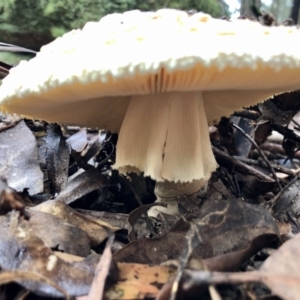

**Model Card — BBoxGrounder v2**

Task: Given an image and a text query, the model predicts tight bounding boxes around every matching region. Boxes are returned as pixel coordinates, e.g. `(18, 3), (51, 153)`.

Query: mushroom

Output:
(1, 9), (300, 212)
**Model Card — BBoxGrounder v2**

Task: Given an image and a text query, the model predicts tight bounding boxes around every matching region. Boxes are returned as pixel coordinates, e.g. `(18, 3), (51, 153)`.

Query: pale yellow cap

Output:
(1, 9), (300, 129)
(1, 9), (300, 182)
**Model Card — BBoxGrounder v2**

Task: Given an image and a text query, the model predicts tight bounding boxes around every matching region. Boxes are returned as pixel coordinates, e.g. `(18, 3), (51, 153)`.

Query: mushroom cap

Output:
(1, 9), (300, 130)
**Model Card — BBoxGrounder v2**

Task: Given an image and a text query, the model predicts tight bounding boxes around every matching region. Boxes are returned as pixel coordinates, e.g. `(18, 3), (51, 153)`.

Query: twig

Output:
(212, 146), (275, 183)
(182, 269), (300, 288)
(231, 123), (282, 189)
(234, 156), (295, 176)
(260, 143), (300, 159)
(88, 232), (114, 300)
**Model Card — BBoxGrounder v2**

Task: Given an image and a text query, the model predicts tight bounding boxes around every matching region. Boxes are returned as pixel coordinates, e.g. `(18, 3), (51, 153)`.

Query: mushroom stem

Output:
(146, 179), (205, 216)
(114, 91), (218, 186)
(154, 179), (204, 200)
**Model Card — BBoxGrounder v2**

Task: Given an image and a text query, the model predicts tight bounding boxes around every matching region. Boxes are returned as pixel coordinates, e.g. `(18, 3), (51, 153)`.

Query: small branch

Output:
(231, 123), (282, 189)
(183, 269), (300, 288)
(260, 143), (300, 159)
(212, 146), (275, 183)
(234, 156), (295, 176)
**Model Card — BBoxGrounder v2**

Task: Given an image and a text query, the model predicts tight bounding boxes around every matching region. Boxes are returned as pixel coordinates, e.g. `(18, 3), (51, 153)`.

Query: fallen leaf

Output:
(0, 211), (98, 297)
(114, 199), (279, 272)
(66, 128), (89, 152)
(0, 210), (91, 256)
(46, 124), (69, 194)
(0, 120), (43, 195)
(32, 199), (119, 246)
(272, 179), (300, 223)
(260, 233), (300, 300)
(55, 168), (108, 204)
(105, 263), (175, 300)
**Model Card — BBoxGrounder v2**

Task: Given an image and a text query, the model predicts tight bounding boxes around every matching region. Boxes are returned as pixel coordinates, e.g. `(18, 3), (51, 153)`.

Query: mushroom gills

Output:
(114, 91), (217, 211)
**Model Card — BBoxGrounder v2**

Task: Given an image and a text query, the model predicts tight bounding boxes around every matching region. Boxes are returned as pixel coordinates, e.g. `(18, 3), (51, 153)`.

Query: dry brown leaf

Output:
(114, 200), (279, 272)
(0, 210), (91, 256)
(0, 120), (43, 195)
(31, 200), (118, 246)
(272, 179), (300, 222)
(76, 262), (176, 300)
(260, 233), (300, 300)
(105, 263), (175, 300)
(0, 270), (69, 298)
(45, 124), (69, 194)
(173, 234), (300, 300)
(0, 212), (98, 297)
(76, 209), (129, 231)
(55, 168), (108, 204)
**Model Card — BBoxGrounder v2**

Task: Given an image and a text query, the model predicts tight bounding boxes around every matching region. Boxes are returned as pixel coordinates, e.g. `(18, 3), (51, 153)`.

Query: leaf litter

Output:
(2, 21), (300, 300)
